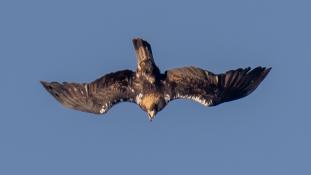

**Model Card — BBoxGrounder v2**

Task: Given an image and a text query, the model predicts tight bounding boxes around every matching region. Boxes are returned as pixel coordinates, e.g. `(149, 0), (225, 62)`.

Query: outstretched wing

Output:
(164, 66), (271, 106)
(41, 70), (137, 114)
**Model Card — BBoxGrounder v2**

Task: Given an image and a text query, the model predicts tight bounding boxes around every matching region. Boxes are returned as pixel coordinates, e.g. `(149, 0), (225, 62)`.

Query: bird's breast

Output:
(139, 93), (160, 111)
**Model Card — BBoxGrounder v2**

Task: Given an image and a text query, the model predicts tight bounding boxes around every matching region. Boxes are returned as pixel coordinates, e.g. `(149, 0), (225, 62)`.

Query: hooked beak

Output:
(147, 110), (156, 121)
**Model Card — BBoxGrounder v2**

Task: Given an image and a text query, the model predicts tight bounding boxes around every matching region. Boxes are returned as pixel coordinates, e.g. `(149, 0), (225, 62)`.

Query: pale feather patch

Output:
(138, 47), (148, 61)
(135, 93), (143, 104)
(164, 94), (171, 103)
(176, 94), (212, 106)
(100, 103), (110, 114)
(99, 108), (105, 114)
(215, 76), (218, 84)
(84, 84), (88, 95)
(99, 98), (131, 114)
(136, 73), (140, 78)
(130, 87), (135, 93)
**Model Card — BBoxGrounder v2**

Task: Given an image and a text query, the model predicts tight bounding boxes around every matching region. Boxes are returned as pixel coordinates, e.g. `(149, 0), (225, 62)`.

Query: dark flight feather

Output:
(164, 66), (271, 106)
(41, 70), (136, 114)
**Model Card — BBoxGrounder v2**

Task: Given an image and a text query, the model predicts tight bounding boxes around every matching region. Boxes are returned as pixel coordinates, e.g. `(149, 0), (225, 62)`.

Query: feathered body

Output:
(41, 38), (271, 121)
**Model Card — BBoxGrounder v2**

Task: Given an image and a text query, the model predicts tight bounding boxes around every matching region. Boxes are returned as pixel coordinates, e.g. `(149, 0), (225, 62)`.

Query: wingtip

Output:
(252, 66), (272, 75)
(40, 80), (53, 91)
(266, 67), (272, 72)
(262, 67), (272, 77)
(40, 80), (48, 87)
(251, 66), (272, 78)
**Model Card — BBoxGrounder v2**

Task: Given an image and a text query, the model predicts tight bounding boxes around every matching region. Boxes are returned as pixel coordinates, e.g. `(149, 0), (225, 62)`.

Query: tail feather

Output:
(132, 38), (154, 63)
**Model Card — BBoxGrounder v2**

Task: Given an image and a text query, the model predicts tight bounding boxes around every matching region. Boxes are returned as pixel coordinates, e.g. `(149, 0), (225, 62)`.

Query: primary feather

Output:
(164, 66), (271, 106)
(41, 70), (136, 114)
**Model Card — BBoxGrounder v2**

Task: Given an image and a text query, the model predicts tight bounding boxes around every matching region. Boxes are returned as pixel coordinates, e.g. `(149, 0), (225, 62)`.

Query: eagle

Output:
(41, 38), (271, 121)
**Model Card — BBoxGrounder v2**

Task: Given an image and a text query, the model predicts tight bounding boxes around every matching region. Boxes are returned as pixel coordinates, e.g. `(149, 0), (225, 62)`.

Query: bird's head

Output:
(140, 94), (167, 121)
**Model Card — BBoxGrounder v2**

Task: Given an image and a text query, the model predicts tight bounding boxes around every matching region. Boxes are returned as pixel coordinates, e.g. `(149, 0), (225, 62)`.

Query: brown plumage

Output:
(41, 38), (271, 121)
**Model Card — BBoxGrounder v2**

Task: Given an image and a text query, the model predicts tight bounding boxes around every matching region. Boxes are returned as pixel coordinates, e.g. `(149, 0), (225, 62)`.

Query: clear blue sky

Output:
(1, 0), (310, 174)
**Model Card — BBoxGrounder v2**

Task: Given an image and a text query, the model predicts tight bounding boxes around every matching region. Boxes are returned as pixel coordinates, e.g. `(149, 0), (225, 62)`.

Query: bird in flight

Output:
(41, 38), (271, 121)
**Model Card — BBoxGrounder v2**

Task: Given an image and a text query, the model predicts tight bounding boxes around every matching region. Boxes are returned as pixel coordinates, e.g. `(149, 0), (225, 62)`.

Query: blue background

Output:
(1, 0), (310, 174)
